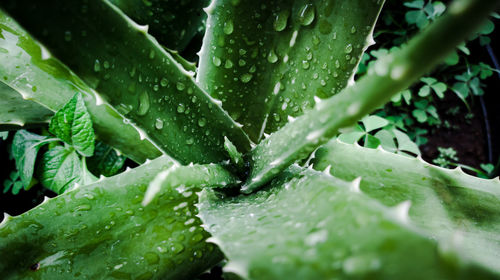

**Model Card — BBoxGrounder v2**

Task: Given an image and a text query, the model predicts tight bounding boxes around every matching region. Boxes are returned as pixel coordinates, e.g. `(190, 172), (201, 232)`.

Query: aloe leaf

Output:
(0, 10), (161, 163)
(0, 155), (224, 279)
(197, 0), (385, 141)
(109, 0), (209, 51)
(1, 0), (251, 165)
(198, 166), (498, 279)
(0, 82), (52, 129)
(312, 139), (500, 273)
(143, 162), (239, 206)
(243, 0), (499, 193)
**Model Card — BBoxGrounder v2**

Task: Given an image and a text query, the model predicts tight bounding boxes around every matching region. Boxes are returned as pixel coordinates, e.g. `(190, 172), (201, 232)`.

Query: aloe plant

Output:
(1, 0), (499, 279)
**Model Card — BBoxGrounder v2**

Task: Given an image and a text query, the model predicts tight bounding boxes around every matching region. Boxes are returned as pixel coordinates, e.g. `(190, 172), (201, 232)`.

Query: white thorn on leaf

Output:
(0, 213), (11, 228)
(393, 200), (411, 224)
(349, 177), (362, 193)
(314, 96), (322, 104)
(142, 170), (169, 206)
(223, 261), (249, 279)
(287, 115), (296, 123)
(323, 165), (332, 175)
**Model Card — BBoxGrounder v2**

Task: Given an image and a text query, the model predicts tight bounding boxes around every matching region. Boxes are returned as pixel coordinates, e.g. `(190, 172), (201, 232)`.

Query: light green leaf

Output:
(49, 93), (95, 157)
(1, 0), (251, 164)
(312, 139), (500, 274)
(197, 0), (385, 141)
(412, 109), (427, 123)
(224, 136), (244, 169)
(0, 156), (223, 279)
(361, 115), (389, 133)
(404, 0), (425, 9)
(418, 85), (431, 97)
(199, 166), (498, 279)
(38, 146), (82, 194)
(431, 82), (447, 98)
(11, 130), (48, 187)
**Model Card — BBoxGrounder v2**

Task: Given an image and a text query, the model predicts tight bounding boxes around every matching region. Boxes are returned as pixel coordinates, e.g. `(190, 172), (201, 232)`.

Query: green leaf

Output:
(431, 82), (447, 98)
(38, 146), (82, 194)
(404, 0), (425, 9)
(109, 0), (209, 51)
(243, 0), (499, 193)
(86, 141), (126, 177)
(0, 156), (223, 279)
(1, 0), (251, 164)
(0, 131), (8, 140)
(199, 166), (498, 279)
(224, 136), (244, 169)
(312, 139), (500, 274)
(0, 10), (162, 163)
(418, 85), (431, 97)
(412, 109), (427, 123)
(49, 93), (95, 157)
(361, 115), (389, 133)
(197, 0), (385, 141)
(11, 130), (48, 187)
(0, 82), (53, 128)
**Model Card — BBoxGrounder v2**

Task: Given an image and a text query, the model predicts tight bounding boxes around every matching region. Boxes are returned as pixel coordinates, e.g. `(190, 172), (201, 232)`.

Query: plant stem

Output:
(244, 0), (500, 193)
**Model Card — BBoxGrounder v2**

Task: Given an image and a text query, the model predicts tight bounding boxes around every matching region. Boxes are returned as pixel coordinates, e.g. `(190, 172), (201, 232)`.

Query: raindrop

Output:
(176, 82), (185, 91)
(240, 73), (253, 83)
(267, 49), (278, 63)
(177, 103), (186, 113)
(155, 118), (164, 130)
(94, 59), (101, 72)
(298, 4), (315, 26)
(198, 118), (207, 127)
(273, 10), (290, 32)
(224, 59), (234, 68)
(223, 20), (234, 35)
(160, 78), (168, 87)
(345, 44), (353, 54)
(137, 91), (150, 116)
(212, 56), (222, 67)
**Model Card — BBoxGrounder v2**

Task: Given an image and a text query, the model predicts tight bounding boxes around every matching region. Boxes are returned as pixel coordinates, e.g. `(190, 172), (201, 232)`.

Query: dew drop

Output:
(160, 78), (168, 87)
(223, 20), (234, 35)
(137, 92), (150, 116)
(212, 56), (222, 67)
(93, 59), (101, 72)
(177, 103), (186, 113)
(224, 59), (234, 68)
(198, 118), (207, 127)
(351, 26), (357, 34)
(267, 49), (278, 63)
(345, 44), (353, 54)
(274, 10), (290, 32)
(298, 4), (315, 26)
(176, 82), (185, 91)
(155, 118), (164, 130)
(240, 73), (253, 83)
(186, 138), (194, 145)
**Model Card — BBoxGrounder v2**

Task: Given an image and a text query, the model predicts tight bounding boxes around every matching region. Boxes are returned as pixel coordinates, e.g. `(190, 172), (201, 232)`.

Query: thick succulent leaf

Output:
(38, 146), (82, 194)
(0, 156), (224, 279)
(197, 0), (384, 141)
(312, 139), (500, 273)
(0, 82), (52, 128)
(11, 130), (48, 187)
(198, 167), (498, 279)
(143, 162), (239, 206)
(109, 0), (209, 51)
(0, 10), (161, 163)
(243, 0), (499, 193)
(49, 93), (95, 157)
(1, 0), (251, 165)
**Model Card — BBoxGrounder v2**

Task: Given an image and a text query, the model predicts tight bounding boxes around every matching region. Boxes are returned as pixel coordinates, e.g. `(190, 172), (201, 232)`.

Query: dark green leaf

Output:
(86, 141), (126, 177)
(11, 130), (48, 187)
(38, 146), (82, 194)
(49, 93), (95, 157)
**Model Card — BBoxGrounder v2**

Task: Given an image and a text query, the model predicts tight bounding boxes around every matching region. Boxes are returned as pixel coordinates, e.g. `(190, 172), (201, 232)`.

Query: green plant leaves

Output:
(197, 0), (385, 141)
(11, 130), (48, 188)
(199, 167), (497, 279)
(0, 156), (223, 279)
(0, 10), (161, 163)
(49, 93), (95, 157)
(38, 146), (82, 194)
(312, 139), (500, 274)
(1, 0), (251, 165)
